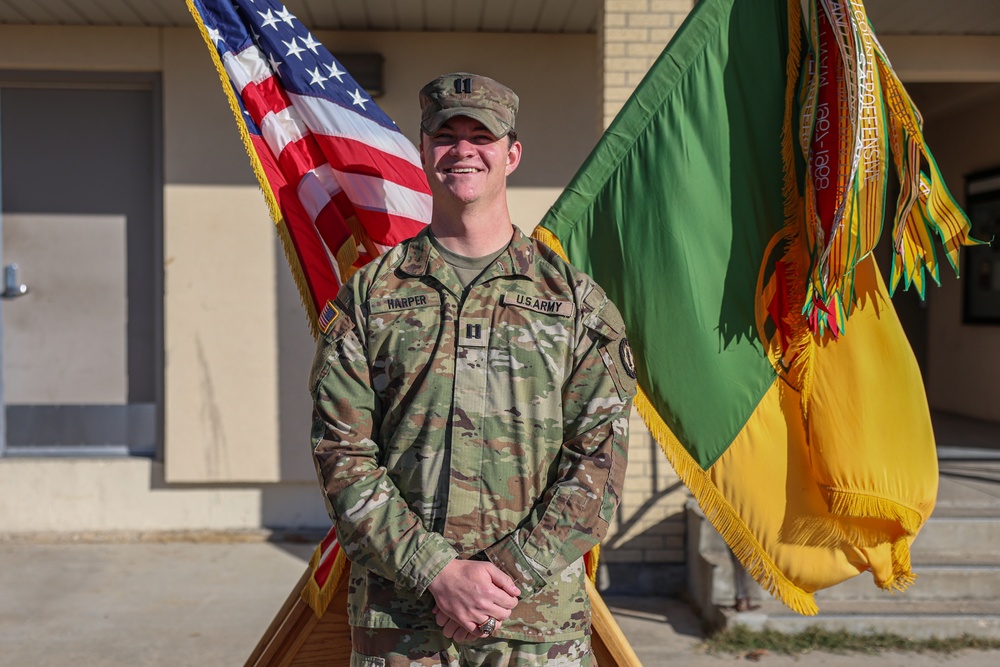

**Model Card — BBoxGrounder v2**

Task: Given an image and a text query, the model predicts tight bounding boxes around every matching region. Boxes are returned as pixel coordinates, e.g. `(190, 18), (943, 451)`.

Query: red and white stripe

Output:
(221, 41), (430, 288)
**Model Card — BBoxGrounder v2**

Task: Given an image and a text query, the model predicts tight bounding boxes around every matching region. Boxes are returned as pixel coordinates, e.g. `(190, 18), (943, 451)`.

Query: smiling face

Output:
(419, 115), (522, 209)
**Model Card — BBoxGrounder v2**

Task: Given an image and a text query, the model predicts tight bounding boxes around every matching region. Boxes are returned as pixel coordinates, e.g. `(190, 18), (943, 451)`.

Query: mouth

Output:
(444, 167), (481, 174)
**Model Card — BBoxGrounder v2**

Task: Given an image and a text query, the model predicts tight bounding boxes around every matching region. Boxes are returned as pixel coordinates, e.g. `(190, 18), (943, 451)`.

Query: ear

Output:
(505, 139), (522, 176)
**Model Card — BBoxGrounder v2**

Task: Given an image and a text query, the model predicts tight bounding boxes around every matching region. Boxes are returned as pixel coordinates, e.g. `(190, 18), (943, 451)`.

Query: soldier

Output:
(310, 72), (636, 666)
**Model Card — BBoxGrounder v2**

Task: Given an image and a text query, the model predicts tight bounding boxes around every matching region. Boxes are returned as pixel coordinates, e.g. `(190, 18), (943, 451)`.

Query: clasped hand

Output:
(428, 559), (521, 642)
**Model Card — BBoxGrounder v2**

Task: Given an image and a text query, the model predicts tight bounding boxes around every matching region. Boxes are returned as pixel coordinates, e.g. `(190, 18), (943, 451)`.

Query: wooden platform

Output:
(246, 565), (640, 666)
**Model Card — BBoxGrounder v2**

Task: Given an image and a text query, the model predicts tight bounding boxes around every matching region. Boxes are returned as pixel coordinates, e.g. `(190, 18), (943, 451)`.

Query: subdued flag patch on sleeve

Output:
(619, 339), (637, 379)
(318, 300), (340, 334)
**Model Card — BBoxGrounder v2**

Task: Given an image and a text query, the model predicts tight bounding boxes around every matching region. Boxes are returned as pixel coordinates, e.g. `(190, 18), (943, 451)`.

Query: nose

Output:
(448, 138), (476, 157)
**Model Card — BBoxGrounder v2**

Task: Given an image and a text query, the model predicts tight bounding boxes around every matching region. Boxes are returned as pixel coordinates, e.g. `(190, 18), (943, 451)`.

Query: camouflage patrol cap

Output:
(419, 72), (519, 139)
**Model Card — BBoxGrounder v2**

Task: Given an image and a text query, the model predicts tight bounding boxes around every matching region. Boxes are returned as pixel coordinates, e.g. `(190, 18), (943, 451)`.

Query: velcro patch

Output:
(318, 300), (339, 334)
(368, 291), (441, 314)
(501, 293), (575, 317)
(458, 317), (490, 348)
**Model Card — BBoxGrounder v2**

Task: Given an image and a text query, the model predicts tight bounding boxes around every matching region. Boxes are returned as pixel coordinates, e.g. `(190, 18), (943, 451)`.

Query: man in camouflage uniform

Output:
(310, 72), (636, 667)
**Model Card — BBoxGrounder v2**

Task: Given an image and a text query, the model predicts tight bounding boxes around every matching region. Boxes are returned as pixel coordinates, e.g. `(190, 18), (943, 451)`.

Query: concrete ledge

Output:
(726, 600), (1000, 639)
(0, 528), (330, 544)
(0, 457), (329, 532)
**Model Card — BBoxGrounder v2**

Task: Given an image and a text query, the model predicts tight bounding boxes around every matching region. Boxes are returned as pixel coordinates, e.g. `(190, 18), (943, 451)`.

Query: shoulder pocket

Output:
(582, 286), (624, 338)
(309, 300), (357, 394)
(583, 289), (636, 401)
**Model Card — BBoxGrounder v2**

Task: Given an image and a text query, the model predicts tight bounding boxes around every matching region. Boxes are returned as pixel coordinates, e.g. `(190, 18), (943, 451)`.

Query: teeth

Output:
(448, 168), (477, 173)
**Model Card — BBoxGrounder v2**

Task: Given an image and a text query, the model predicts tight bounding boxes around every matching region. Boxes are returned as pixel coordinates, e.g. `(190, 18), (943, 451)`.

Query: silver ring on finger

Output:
(478, 616), (496, 636)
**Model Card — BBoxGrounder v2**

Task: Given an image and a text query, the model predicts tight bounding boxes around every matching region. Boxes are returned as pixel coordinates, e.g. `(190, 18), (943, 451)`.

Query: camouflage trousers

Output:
(350, 626), (593, 667)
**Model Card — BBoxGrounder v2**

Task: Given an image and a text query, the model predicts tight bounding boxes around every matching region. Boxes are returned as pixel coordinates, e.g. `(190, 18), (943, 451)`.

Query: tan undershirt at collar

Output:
(428, 232), (509, 290)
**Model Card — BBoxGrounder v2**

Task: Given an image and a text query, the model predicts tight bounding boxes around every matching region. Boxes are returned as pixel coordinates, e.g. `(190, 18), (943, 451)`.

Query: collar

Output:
(399, 225), (535, 282)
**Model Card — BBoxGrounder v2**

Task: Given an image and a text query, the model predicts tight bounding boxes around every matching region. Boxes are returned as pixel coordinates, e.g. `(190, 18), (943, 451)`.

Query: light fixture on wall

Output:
(334, 52), (384, 97)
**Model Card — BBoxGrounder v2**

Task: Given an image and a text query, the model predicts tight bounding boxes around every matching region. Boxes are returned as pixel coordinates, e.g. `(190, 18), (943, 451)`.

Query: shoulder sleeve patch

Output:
(318, 300), (340, 334)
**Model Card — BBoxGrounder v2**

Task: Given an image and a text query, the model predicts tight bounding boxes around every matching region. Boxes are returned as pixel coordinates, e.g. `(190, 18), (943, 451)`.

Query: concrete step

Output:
(695, 513), (1000, 562)
(723, 599), (1000, 639)
(687, 500), (1000, 638)
(819, 564), (1000, 601)
(913, 516), (1000, 557)
(691, 510), (1000, 557)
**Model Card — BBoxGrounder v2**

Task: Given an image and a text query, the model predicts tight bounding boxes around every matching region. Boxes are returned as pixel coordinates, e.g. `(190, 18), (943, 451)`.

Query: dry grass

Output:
(705, 625), (1000, 655)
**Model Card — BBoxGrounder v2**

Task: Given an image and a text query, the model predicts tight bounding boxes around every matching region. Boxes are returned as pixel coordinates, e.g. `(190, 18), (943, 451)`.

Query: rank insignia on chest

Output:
(318, 300), (340, 334)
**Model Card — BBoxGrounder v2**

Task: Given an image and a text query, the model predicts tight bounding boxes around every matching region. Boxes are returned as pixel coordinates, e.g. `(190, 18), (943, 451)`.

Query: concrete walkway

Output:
(2, 538), (1000, 666)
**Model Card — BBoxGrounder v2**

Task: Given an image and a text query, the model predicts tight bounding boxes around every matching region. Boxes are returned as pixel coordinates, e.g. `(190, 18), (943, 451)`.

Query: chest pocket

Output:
(364, 290), (442, 391)
(493, 290), (576, 384)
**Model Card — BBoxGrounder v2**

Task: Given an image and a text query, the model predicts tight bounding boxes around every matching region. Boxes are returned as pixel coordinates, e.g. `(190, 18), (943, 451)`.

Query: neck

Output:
(429, 201), (514, 257)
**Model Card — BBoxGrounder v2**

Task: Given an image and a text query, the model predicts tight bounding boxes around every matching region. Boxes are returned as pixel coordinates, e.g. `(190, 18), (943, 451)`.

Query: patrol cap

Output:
(419, 72), (519, 139)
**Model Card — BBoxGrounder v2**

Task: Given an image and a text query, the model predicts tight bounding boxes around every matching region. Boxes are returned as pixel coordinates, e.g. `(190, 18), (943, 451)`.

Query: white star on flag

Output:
(259, 9), (279, 30)
(207, 26), (224, 45)
(284, 38), (305, 60)
(308, 67), (326, 89)
(276, 6), (295, 26)
(349, 88), (368, 109)
(268, 51), (282, 72)
(324, 62), (346, 83)
(301, 33), (322, 54)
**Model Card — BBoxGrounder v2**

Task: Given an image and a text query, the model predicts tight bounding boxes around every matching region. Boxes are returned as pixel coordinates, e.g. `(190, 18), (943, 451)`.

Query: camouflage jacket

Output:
(309, 226), (635, 642)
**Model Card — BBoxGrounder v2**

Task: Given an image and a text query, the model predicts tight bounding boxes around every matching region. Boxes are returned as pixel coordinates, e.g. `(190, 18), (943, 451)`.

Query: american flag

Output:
(188, 0), (431, 330)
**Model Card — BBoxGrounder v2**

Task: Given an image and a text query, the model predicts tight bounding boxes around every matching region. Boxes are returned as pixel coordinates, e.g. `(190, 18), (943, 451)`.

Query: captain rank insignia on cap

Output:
(318, 300), (340, 334)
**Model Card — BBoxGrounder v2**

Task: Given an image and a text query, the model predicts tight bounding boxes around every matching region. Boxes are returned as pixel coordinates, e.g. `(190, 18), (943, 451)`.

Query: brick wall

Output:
(598, 0), (695, 129)
(598, 0), (696, 571)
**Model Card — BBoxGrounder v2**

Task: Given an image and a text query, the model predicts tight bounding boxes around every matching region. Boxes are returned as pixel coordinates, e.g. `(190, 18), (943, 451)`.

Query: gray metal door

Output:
(0, 75), (161, 456)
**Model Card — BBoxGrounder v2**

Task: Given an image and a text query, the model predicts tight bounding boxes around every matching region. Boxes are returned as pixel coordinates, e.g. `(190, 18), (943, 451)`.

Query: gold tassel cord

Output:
(347, 214), (383, 263)
(768, 0), (819, 412)
(335, 236), (361, 286)
(586, 545), (601, 585)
